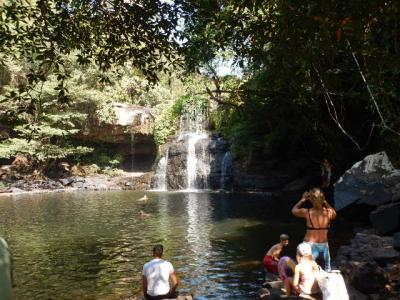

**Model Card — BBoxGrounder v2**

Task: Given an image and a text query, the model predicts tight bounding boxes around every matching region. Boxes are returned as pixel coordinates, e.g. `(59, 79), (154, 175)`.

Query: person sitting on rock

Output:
(142, 244), (179, 300)
(263, 234), (290, 274)
(278, 256), (296, 282)
(283, 242), (320, 297)
(292, 188), (336, 271)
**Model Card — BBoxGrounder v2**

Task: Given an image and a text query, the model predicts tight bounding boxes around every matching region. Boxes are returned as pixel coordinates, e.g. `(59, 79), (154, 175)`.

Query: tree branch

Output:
(346, 39), (400, 137)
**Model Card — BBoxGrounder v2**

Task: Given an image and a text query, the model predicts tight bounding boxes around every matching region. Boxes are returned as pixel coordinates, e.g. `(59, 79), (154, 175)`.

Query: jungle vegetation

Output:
(0, 0), (399, 175)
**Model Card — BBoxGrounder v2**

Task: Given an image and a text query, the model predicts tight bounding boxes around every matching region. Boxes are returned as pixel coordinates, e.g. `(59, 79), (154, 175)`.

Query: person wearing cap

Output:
(142, 244), (179, 300)
(263, 234), (290, 274)
(282, 243), (320, 297)
(292, 188), (336, 271)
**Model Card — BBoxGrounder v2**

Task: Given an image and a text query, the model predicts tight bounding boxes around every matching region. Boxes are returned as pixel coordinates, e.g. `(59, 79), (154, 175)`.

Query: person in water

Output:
(292, 188), (336, 271)
(142, 244), (179, 300)
(263, 234), (290, 273)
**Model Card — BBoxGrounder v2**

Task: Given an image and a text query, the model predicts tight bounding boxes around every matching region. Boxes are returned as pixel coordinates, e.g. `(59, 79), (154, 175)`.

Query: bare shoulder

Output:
(293, 208), (308, 217)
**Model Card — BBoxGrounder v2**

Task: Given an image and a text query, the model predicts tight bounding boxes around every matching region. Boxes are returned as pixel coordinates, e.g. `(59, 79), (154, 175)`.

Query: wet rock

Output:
(165, 140), (188, 190)
(370, 202), (400, 235)
(334, 152), (400, 214)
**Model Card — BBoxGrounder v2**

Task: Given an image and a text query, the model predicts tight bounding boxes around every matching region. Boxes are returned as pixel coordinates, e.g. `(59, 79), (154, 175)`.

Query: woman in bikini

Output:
(292, 188), (336, 271)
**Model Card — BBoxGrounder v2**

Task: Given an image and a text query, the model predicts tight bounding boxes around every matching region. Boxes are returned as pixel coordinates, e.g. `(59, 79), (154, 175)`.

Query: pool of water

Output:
(0, 191), (354, 299)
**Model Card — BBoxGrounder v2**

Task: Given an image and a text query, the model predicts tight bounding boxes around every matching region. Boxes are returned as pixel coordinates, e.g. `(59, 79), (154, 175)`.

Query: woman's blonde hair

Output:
(308, 188), (325, 207)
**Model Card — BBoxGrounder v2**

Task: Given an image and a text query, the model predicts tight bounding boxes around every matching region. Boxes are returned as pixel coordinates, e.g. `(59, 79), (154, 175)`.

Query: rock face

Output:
(334, 152), (400, 214)
(335, 229), (400, 298)
(157, 134), (232, 190)
(77, 102), (155, 143)
(74, 102), (157, 171)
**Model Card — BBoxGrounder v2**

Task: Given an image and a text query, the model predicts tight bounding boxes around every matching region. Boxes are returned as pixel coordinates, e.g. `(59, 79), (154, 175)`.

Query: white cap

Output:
(297, 242), (312, 256)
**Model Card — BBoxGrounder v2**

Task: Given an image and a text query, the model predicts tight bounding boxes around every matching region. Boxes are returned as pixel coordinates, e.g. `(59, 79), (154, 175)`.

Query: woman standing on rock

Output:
(292, 188), (336, 271)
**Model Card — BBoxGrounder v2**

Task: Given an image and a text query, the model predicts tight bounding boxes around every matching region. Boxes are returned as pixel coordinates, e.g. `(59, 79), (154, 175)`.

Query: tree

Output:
(179, 0), (400, 163)
(0, 0), (183, 103)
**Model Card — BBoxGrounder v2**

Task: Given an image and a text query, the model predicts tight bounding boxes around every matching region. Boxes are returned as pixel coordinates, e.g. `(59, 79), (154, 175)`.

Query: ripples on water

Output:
(0, 191), (354, 299)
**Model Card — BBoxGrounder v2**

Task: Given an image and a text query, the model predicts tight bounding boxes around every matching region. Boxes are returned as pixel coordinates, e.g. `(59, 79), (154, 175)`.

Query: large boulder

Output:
(335, 230), (400, 298)
(334, 152), (400, 214)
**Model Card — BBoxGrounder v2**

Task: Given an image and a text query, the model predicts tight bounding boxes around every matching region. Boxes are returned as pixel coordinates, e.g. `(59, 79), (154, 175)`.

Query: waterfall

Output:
(182, 104), (209, 190)
(186, 133), (204, 190)
(153, 100), (234, 191)
(154, 149), (169, 191)
(130, 132), (135, 172)
(220, 151), (233, 190)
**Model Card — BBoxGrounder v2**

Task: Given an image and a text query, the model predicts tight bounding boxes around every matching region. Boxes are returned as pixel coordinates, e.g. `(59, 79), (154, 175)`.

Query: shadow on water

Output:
(0, 191), (356, 300)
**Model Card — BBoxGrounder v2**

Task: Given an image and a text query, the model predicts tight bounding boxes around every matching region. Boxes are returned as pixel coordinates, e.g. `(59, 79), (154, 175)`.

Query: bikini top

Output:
(307, 209), (330, 230)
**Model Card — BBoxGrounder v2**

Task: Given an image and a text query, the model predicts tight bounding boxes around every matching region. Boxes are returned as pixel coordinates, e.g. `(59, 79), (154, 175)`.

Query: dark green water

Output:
(0, 191), (353, 299)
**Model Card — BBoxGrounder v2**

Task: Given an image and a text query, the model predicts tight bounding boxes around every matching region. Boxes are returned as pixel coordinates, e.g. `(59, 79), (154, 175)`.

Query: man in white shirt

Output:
(142, 244), (179, 300)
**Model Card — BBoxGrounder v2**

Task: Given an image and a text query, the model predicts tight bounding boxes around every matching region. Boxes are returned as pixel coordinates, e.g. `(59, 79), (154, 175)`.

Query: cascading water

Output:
(152, 98), (233, 191)
(220, 151), (233, 190)
(186, 133), (204, 190)
(154, 148), (169, 191)
(130, 132), (135, 174)
(180, 103), (209, 190)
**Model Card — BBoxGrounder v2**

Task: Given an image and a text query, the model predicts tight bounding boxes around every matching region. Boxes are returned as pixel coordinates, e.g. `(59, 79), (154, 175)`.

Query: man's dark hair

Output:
(153, 244), (164, 257)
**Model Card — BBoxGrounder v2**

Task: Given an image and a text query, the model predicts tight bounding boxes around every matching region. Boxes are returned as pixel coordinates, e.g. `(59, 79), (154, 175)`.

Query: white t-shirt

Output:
(142, 258), (174, 296)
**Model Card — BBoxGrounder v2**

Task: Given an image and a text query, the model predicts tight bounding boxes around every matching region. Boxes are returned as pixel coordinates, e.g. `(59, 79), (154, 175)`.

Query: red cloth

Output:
(263, 255), (278, 273)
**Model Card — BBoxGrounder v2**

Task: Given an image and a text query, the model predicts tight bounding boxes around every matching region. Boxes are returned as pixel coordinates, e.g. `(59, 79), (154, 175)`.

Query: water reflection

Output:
(185, 193), (212, 296)
(0, 191), (354, 300)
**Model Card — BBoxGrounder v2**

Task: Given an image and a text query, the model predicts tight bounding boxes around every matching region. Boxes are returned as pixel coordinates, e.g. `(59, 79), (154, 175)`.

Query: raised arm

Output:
(292, 193), (308, 218)
(324, 200), (337, 220)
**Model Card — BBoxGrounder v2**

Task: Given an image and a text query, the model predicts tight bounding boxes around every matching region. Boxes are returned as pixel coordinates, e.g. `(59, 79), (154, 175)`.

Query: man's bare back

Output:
(266, 243), (283, 261)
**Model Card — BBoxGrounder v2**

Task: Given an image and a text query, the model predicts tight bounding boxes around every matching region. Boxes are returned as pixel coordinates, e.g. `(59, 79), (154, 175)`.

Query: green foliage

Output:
(154, 91), (209, 145)
(154, 98), (181, 145)
(182, 0), (400, 163)
(0, 0), (182, 106)
(0, 137), (92, 161)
